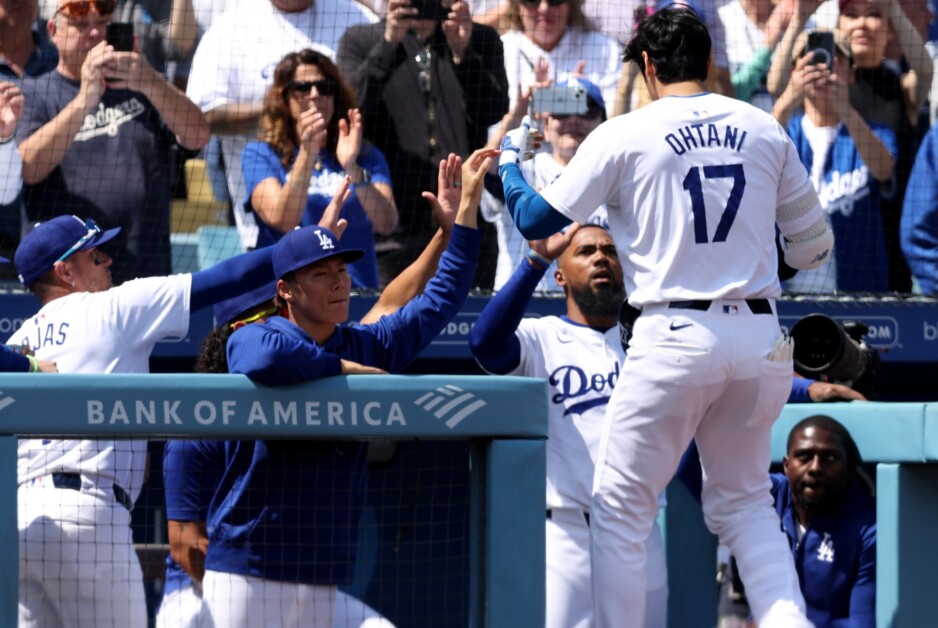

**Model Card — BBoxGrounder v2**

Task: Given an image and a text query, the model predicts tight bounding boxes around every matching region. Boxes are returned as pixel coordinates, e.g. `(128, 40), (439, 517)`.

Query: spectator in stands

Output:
(690, 415), (876, 627)
(901, 123), (938, 293)
(338, 0), (509, 288)
(483, 76), (607, 291)
(186, 0), (377, 252)
(716, 0), (797, 111)
(1, 80), (24, 205)
(113, 0), (199, 79)
(197, 149), (493, 628)
(0, 0), (58, 79)
(8, 213), (277, 627)
(470, 224), (669, 628)
(500, 0), (619, 118)
(0, 0), (57, 277)
(772, 30), (896, 292)
(16, 0), (210, 285)
(243, 49), (397, 289)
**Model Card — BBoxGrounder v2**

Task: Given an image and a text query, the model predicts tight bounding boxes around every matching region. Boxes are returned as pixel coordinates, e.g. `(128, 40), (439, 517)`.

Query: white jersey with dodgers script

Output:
(9, 275), (191, 502)
(502, 315), (623, 510)
(541, 92), (816, 307)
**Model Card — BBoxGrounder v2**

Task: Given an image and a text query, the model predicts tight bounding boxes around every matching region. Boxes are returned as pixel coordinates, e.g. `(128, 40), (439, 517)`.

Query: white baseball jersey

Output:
(9, 274), (191, 501)
(186, 0), (377, 249)
(541, 92), (818, 307)
(496, 316), (621, 510)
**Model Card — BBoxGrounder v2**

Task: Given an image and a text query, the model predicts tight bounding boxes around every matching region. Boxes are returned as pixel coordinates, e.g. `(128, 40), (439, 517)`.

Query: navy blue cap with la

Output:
(272, 226), (364, 280)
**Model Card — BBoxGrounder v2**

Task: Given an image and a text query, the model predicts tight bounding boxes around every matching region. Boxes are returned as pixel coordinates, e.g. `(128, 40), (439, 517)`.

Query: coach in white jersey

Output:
(470, 225), (668, 628)
(9, 214), (276, 628)
(498, 7), (834, 628)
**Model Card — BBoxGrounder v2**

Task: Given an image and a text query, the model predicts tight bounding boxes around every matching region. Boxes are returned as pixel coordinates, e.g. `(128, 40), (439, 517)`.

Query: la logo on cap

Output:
(315, 229), (334, 250)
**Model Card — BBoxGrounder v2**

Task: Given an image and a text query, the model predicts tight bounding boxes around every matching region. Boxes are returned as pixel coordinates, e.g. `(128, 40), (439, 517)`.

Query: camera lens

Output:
(790, 313), (867, 383)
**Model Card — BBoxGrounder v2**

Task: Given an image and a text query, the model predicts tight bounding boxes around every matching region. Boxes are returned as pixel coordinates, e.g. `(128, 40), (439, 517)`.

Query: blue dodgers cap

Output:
(558, 77), (606, 113)
(14, 215), (122, 288)
(272, 226), (365, 280)
(213, 280), (278, 327)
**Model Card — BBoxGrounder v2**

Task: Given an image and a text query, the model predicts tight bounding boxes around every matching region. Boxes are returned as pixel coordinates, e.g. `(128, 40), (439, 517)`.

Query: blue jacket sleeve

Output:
(189, 247), (275, 312)
(0, 344), (29, 373)
(469, 258), (547, 374)
(902, 126), (938, 294)
(226, 321), (343, 385)
(500, 162), (572, 239)
(363, 224), (481, 373)
(789, 377), (813, 403)
(163, 440), (225, 521)
(836, 521), (876, 628)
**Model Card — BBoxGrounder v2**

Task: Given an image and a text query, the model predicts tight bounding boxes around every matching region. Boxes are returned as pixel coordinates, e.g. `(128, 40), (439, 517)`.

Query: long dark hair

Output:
(260, 49), (359, 169)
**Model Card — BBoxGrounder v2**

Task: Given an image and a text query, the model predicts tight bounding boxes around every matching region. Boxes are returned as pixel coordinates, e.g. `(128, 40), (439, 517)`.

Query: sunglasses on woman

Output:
(520, 0), (567, 7)
(55, 0), (116, 17)
(287, 79), (338, 97)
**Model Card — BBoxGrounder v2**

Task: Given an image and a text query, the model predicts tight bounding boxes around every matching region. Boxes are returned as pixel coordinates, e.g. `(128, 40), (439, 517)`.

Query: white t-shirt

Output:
(541, 91), (819, 306)
(10, 274), (192, 502)
(500, 28), (622, 120)
(186, 0), (377, 249)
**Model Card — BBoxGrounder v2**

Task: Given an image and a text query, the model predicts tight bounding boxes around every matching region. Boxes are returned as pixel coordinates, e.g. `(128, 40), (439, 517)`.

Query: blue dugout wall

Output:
(0, 374), (547, 628)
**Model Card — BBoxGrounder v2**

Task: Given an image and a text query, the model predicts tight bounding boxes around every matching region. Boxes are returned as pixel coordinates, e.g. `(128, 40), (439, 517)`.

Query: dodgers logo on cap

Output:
(272, 226), (365, 280)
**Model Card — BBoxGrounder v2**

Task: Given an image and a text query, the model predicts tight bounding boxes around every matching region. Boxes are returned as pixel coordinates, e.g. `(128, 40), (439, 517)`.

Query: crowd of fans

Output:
(1, 0), (937, 294)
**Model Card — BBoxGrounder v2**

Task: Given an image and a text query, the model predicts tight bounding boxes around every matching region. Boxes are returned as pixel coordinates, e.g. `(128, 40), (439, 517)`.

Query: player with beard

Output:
(469, 224), (670, 628)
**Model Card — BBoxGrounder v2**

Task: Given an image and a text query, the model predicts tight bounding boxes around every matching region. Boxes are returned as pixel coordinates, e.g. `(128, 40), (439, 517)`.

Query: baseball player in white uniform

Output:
(498, 7), (834, 628)
(9, 214), (276, 627)
(470, 225), (668, 628)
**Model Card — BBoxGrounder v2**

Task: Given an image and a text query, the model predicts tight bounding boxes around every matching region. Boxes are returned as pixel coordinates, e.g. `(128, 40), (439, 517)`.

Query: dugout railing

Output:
(0, 373), (548, 628)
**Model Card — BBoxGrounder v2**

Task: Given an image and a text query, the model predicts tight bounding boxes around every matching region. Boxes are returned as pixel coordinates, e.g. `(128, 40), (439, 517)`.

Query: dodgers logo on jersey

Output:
(315, 229), (335, 250)
(817, 532), (834, 563)
(550, 361), (620, 416)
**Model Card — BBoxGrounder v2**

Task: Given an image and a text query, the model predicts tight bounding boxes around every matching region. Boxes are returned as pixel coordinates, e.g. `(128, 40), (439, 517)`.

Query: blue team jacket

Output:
(207, 224), (481, 584)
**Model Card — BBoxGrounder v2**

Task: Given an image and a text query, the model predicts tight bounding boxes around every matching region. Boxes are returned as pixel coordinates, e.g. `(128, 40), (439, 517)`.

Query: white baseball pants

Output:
(156, 583), (211, 628)
(202, 570), (394, 628)
(590, 302), (810, 628)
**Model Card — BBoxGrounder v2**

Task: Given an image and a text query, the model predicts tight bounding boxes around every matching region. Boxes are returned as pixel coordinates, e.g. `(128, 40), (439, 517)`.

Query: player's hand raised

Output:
(498, 115), (541, 169)
(457, 147), (499, 229)
(317, 175), (351, 239)
(529, 224), (582, 262)
(422, 153), (462, 235)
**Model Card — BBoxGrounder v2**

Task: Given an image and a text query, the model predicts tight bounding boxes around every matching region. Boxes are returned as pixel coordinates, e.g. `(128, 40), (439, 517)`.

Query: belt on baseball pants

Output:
(668, 299), (773, 315)
(546, 509), (590, 526)
(47, 472), (133, 511)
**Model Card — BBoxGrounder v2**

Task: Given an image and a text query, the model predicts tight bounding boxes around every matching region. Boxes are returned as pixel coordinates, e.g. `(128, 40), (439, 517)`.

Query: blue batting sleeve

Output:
(190, 247), (274, 312)
(500, 162), (572, 239)
(789, 377), (813, 403)
(227, 318), (343, 386)
(0, 344), (30, 372)
(470, 259), (547, 374)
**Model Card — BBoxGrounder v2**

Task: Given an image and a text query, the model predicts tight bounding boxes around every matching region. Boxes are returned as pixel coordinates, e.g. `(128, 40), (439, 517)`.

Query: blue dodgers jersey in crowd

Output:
(242, 142), (393, 289)
(162, 440), (225, 595)
(209, 224), (480, 583)
(786, 114), (897, 292)
(16, 71), (177, 285)
(772, 474), (877, 627)
(901, 124), (938, 294)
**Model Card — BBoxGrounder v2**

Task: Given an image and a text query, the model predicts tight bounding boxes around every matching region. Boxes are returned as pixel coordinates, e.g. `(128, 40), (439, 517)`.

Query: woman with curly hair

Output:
(242, 49), (398, 289)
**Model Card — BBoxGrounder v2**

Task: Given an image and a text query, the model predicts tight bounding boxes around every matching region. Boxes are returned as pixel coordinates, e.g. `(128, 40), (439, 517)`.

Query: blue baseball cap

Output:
(213, 280), (278, 327)
(14, 215), (122, 288)
(558, 77), (606, 114)
(272, 226), (364, 280)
